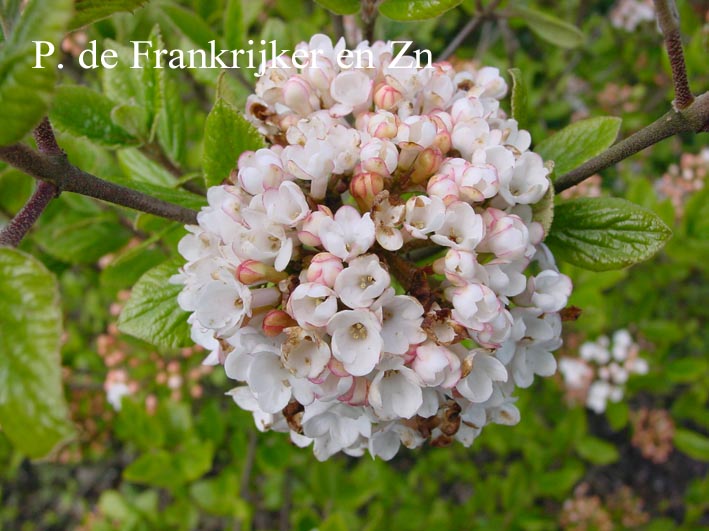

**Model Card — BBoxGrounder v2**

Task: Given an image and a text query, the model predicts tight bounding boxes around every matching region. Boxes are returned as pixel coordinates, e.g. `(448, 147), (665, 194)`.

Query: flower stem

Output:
(653, 0), (694, 109)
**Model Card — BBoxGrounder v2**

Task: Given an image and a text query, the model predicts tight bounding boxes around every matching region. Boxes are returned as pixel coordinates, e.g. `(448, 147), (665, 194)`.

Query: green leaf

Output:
(314, 0), (360, 15)
(109, 177), (206, 209)
(674, 428), (709, 462)
(0, 248), (73, 458)
(50, 85), (139, 147)
(71, 0), (148, 29)
(224, 0), (245, 50)
(118, 259), (192, 350)
(378, 0), (463, 20)
(546, 197), (672, 271)
(507, 6), (584, 49)
(507, 68), (528, 129)
(34, 196), (133, 264)
(0, 0), (73, 146)
(162, 4), (221, 50)
(535, 117), (621, 177)
(203, 98), (265, 188)
(575, 436), (620, 465)
(532, 176), (554, 237)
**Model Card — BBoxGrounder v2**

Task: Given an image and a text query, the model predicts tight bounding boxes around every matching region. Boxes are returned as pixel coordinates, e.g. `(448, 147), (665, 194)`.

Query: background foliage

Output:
(0, 0), (708, 529)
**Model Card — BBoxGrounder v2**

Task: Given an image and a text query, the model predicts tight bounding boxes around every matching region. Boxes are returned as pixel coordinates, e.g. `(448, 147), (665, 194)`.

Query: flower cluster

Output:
(630, 407), (675, 464)
(609, 0), (655, 32)
(559, 330), (648, 414)
(655, 148), (708, 220)
(176, 34), (572, 460)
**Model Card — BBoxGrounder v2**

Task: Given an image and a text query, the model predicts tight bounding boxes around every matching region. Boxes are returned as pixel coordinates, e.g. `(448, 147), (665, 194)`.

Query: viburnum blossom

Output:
(175, 34), (573, 460)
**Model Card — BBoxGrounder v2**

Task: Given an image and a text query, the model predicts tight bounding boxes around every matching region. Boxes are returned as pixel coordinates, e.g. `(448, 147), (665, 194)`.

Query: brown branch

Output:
(437, 0), (501, 62)
(361, 0), (379, 42)
(0, 143), (198, 225)
(0, 118), (62, 247)
(653, 0), (694, 109)
(554, 91), (709, 193)
(0, 181), (57, 247)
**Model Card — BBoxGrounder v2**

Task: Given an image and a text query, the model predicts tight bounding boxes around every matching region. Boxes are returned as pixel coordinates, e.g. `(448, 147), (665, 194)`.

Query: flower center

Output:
(349, 322), (368, 340)
(359, 275), (375, 289)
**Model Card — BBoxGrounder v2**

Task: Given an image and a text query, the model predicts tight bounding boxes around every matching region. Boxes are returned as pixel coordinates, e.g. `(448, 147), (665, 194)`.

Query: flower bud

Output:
(262, 310), (297, 337)
(373, 82), (402, 110)
(298, 205), (333, 247)
(409, 147), (443, 185)
(350, 172), (384, 211)
(236, 260), (287, 285)
(305, 252), (343, 288)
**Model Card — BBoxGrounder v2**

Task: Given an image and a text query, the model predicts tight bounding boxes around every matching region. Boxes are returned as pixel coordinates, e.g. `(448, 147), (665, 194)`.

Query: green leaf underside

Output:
(203, 98), (266, 188)
(508, 5), (584, 48)
(314, 0), (360, 15)
(118, 259), (192, 350)
(0, 248), (73, 458)
(71, 0), (148, 29)
(546, 197), (672, 271)
(0, 0), (73, 146)
(378, 0), (463, 21)
(535, 116), (621, 177)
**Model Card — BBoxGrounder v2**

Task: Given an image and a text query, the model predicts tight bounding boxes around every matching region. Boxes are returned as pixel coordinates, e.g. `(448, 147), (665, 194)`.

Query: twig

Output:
(0, 118), (61, 247)
(361, 0), (378, 42)
(554, 91), (709, 193)
(0, 182), (56, 247)
(0, 143), (199, 224)
(437, 0), (501, 62)
(653, 0), (693, 109)
(331, 13), (345, 43)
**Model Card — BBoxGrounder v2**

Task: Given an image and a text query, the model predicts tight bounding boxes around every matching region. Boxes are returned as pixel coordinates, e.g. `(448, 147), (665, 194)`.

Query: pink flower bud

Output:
(410, 147), (443, 184)
(298, 205), (333, 247)
(427, 173), (459, 204)
(283, 75), (316, 115)
(367, 111), (399, 139)
(373, 82), (402, 110)
(305, 252), (343, 287)
(236, 260), (287, 285)
(350, 172), (384, 211)
(262, 310), (297, 337)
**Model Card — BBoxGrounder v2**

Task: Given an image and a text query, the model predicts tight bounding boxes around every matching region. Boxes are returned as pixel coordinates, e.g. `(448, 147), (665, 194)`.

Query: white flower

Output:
(327, 309), (383, 376)
(281, 327), (331, 379)
(319, 206), (376, 261)
(478, 209), (529, 262)
(370, 289), (426, 354)
(334, 254), (390, 309)
(238, 148), (285, 195)
(369, 357), (423, 420)
(411, 342), (461, 388)
(448, 282), (501, 332)
(430, 201), (485, 251)
(287, 282), (338, 329)
(456, 350), (508, 403)
(403, 194), (446, 239)
(193, 277), (252, 332)
(262, 181), (310, 227)
(371, 192), (405, 251)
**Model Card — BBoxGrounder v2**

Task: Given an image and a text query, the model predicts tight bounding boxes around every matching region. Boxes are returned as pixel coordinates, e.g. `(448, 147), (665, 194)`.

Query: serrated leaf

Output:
(535, 117), (621, 177)
(0, 248), (73, 458)
(118, 259), (192, 350)
(118, 148), (175, 187)
(575, 436), (619, 465)
(203, 98), (265, 188)
(674, 428), (709, 462)
(0, 0), (73, 146)
(378, 0), (463, 20)
(546, 197), (672, 271)
(508, 5), (584, 49)
(50, 85), (139, 147)
(71, 0), (148, 29)
(314, 0), (360, 15)
(508, 68), (528, 129)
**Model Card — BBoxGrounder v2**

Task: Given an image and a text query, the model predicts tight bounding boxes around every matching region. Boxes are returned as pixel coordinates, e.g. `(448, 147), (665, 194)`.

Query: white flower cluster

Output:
(609, 0), (655, 32)
(559, 330), (648, 414)
(176, 34), (573, 460)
